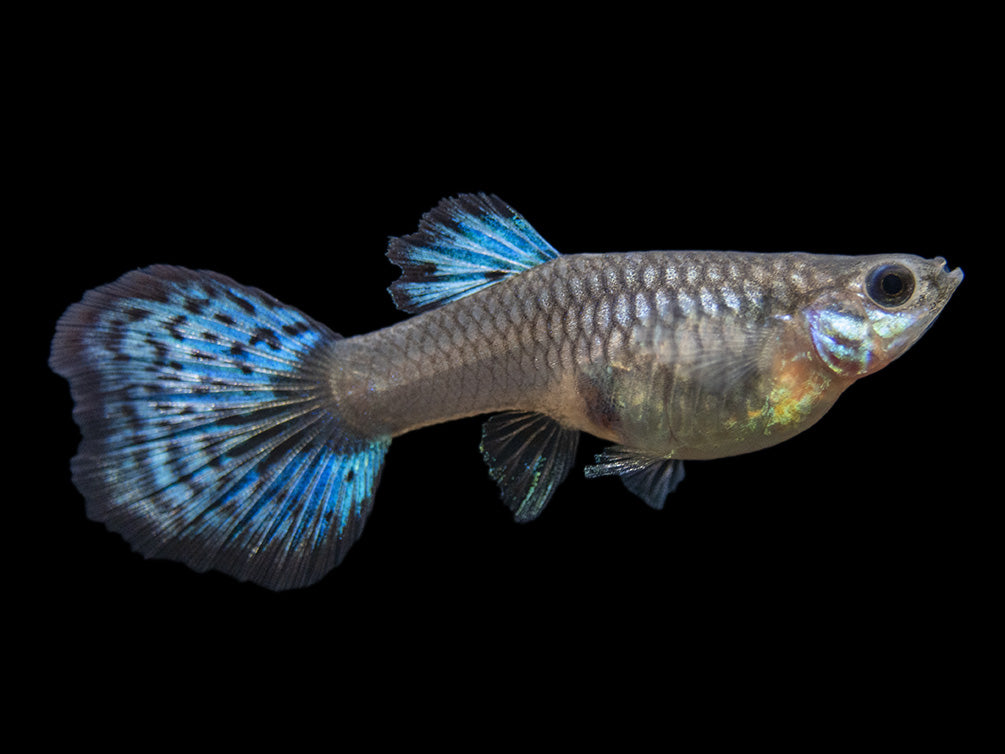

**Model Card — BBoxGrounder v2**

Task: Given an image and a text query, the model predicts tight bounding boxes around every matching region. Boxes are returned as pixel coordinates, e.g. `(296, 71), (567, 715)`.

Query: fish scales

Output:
(333, 250), (841, 447)
(50, 193), (963, 588)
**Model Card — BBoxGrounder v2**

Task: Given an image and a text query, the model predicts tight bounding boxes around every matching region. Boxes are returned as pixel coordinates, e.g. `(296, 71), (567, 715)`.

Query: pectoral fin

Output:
(631, 315), (778, 395)
(481, 412), (579, 523)
(584, 446), (685, 510)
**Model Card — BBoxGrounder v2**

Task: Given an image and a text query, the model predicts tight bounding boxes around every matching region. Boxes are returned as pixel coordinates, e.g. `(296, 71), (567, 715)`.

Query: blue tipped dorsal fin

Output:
(480, 412), (579, 523)
(584, 446), (685, 510)
(387, 193), (560, 314)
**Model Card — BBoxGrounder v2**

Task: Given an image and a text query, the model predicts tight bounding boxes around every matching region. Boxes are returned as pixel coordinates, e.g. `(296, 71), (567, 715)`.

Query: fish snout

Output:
(933, 256), (964, 284)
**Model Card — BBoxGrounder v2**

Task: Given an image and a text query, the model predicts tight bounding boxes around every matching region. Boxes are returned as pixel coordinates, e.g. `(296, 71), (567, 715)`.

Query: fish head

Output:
(804, 253), (963, 378)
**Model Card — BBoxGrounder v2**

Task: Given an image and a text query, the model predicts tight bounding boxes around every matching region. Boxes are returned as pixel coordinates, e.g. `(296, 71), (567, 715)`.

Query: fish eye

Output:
(866, 263), (915, 307)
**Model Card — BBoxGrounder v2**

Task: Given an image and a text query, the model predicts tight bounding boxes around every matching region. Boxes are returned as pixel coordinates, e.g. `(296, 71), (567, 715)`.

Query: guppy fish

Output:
(50, 194), (962, 589)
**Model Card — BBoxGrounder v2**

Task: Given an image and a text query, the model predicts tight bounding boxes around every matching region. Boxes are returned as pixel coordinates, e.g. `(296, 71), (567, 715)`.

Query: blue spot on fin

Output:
(387, 193), (560, 314)
(480, 412), (579, 523)
(50, 265), (390, 590)
(584, 446), (685, 510)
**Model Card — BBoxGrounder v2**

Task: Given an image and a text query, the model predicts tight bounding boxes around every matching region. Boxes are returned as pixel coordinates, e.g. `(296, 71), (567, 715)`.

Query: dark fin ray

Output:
(387, 193), (560, 314)
(50, 265), (389, 590)
(480, 412), (579, 523)
(584, 446), (685, 510)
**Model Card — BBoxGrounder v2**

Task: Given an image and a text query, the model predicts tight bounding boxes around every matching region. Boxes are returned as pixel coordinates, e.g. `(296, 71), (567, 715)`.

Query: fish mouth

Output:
(935, 256), (964, 286)
(930, 257), (964, 301)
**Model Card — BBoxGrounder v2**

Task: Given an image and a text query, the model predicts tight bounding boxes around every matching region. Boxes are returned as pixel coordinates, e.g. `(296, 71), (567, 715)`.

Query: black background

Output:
(22, 17), (993, 734)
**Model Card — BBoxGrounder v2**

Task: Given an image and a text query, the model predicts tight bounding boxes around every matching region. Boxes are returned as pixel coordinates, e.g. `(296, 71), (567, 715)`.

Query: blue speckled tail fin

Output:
(50, 266), (389, 590)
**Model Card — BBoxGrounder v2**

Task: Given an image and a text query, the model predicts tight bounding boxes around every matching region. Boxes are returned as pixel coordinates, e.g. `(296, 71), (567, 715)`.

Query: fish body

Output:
(337, 249), (932, 456)
(50, 194), (962, 589)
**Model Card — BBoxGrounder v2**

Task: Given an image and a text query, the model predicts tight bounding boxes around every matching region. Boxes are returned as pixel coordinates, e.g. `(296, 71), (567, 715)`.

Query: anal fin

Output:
(480, 412), (579, 523)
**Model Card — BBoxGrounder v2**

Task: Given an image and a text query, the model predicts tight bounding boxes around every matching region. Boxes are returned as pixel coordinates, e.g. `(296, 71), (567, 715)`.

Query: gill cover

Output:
(806, 256), (962, 377)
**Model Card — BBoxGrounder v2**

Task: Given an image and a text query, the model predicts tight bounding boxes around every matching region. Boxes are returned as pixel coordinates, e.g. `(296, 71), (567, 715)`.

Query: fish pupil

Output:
(866, 263), (914, 307)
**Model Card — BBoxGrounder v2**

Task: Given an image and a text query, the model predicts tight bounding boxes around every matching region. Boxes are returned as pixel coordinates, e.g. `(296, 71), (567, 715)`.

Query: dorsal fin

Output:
(387, 193), (560, 314)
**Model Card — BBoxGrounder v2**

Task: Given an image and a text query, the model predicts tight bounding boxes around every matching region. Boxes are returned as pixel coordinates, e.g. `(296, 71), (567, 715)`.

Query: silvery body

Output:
(335, 248), (959, 456)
